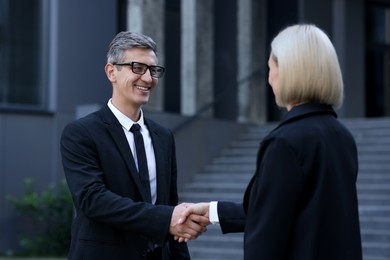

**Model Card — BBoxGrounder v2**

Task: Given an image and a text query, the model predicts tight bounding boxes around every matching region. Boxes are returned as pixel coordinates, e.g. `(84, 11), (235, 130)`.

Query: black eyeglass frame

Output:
(113, 61), (165, 78)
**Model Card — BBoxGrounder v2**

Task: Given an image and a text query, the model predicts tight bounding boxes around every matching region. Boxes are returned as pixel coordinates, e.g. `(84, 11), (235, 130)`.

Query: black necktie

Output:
(130, 124), (152, 203)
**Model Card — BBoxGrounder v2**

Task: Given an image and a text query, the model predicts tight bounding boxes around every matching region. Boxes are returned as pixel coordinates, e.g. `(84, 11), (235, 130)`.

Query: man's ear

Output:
(105, 63), (116, 83)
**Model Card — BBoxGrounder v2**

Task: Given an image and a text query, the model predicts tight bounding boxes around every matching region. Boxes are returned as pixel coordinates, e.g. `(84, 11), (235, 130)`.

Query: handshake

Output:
(169, 202), (211, 243)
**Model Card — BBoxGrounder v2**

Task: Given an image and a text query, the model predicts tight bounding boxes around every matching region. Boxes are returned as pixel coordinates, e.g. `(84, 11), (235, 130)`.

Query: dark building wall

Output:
(0, 114), (55, 252)
(0, 0), (118, 252)
(56, 0), (116, 116)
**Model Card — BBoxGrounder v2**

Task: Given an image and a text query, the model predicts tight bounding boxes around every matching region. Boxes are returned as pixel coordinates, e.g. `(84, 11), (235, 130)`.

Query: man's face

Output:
(109, 48), (158, 110)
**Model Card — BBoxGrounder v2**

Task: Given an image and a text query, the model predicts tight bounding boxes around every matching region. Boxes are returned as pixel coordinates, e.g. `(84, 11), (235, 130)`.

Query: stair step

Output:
(229, 141), (262, 148)
(358, 194), (390, 205)
(180, 192), (243, 202)
(184, 185), (248, 191)
(357, 146), (390, 153)
(358, 173), (390, 180)
(361, 229), (390, 243)
(212, 156), (257, 163)
(357, 139), (390, 144)
(221, 148), (259, 156)
(362, 242), (390, 259)
(191, 173), (253, 182)
(359, 166), (390, 174)
(359, 205), (390, 218)
(362, 256), (390, 260)
(357, 184), (390, 195)
(204, 164), (256, 172)
(188, 227), (244, 259)
(189, 246), (243, 260)
(360, 216), (390, 229)
(189, 233), (243, 245)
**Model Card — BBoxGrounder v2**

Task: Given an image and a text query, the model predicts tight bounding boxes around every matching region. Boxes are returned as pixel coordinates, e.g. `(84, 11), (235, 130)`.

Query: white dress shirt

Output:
(107, 99), (157, 204)
(209, 201), (220, 224)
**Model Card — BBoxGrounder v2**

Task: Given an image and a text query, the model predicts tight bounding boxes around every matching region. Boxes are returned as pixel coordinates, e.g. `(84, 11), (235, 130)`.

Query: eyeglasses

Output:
(113, 61), (165, 78)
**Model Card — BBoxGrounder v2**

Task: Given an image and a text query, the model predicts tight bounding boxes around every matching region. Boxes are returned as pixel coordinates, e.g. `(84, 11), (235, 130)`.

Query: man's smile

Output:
(135, 85), (151, 92)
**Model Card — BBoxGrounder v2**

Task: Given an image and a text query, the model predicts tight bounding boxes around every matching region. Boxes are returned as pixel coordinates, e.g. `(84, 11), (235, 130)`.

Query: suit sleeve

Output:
(218, 202), (246, 233)
(244, 137), (304, 259)
(60, 120), (174, 244)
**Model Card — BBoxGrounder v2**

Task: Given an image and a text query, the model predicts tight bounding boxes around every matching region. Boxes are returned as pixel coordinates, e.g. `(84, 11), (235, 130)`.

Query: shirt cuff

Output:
(209, 201), (220, 224)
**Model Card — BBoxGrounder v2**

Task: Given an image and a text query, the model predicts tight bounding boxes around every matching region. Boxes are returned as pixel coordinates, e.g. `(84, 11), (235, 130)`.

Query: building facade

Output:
(0, 0), (389, 253)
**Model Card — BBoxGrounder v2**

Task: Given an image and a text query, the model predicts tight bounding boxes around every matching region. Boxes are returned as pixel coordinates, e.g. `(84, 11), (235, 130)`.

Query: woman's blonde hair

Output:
(270, 24), (343, 108)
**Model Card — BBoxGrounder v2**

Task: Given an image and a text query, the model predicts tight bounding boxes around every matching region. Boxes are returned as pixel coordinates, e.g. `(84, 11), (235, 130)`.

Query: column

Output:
(127, 0), (166, 111)
(181, 0), (197, 115)
(237, 0), (268, 123)
(181, 0), (214, 116)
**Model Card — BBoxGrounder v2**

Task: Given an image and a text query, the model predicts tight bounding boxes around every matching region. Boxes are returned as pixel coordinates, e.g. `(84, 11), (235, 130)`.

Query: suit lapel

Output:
(145, 118), (168, 205)
(100, 106), (150, 202)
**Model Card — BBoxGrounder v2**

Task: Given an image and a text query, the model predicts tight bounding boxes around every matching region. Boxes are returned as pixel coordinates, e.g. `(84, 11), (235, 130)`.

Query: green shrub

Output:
(7, 178), (73, 257)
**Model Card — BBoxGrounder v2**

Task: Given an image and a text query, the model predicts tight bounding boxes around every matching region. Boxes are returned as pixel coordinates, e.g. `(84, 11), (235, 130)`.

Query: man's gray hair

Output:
(107, 31), (157, 64)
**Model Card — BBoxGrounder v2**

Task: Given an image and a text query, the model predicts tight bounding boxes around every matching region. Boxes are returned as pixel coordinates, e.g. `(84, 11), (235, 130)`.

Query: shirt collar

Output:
(107, 99), (146, 131)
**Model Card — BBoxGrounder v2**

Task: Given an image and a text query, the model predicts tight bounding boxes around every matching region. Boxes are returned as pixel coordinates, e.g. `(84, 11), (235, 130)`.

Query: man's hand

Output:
(174, 202), (211, 242)
(169, 203), (209, 242)
(178, 202), (210, 224)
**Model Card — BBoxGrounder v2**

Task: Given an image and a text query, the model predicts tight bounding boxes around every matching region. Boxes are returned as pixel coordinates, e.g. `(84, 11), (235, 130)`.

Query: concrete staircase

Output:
(179, 117), (390, 260)
(346, 118), (390, 260)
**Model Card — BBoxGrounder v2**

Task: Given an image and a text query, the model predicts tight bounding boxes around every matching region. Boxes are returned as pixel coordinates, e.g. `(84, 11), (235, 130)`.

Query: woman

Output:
(180, 24), (362, 260)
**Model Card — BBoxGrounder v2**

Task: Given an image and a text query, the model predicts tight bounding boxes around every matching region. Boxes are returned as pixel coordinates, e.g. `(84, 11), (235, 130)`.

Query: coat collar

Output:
(276, 103), (337, 129)
(100, 105), (168, 204)
(143, 118), (170, 205)
(99, 105), (151, 202)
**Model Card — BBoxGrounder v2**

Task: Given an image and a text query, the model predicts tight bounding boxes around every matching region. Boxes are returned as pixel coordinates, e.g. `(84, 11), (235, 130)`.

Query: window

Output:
(0, 0), (46, 110)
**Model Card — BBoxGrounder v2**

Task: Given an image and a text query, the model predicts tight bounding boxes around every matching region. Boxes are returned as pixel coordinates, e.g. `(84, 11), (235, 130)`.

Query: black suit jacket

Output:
(60, 105), (189, 260)
(218, 103), (362, 260)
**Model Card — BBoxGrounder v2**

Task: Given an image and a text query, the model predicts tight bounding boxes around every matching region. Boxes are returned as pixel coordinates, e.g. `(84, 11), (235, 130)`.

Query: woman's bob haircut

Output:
(270, 24), (343, 108)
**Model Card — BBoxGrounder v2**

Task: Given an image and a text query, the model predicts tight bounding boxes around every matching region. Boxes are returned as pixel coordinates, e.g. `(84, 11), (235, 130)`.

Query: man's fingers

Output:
(178, 207), (193, 224)
(189, 214), (210, 226)
(175, 219), (207, 240)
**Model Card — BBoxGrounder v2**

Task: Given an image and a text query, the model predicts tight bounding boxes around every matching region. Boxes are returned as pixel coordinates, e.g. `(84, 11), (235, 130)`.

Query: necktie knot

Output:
(130, 123), (141, 133)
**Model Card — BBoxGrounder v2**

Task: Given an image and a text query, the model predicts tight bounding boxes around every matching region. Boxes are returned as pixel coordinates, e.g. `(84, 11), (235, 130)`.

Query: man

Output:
(60, 31), (206, 260)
